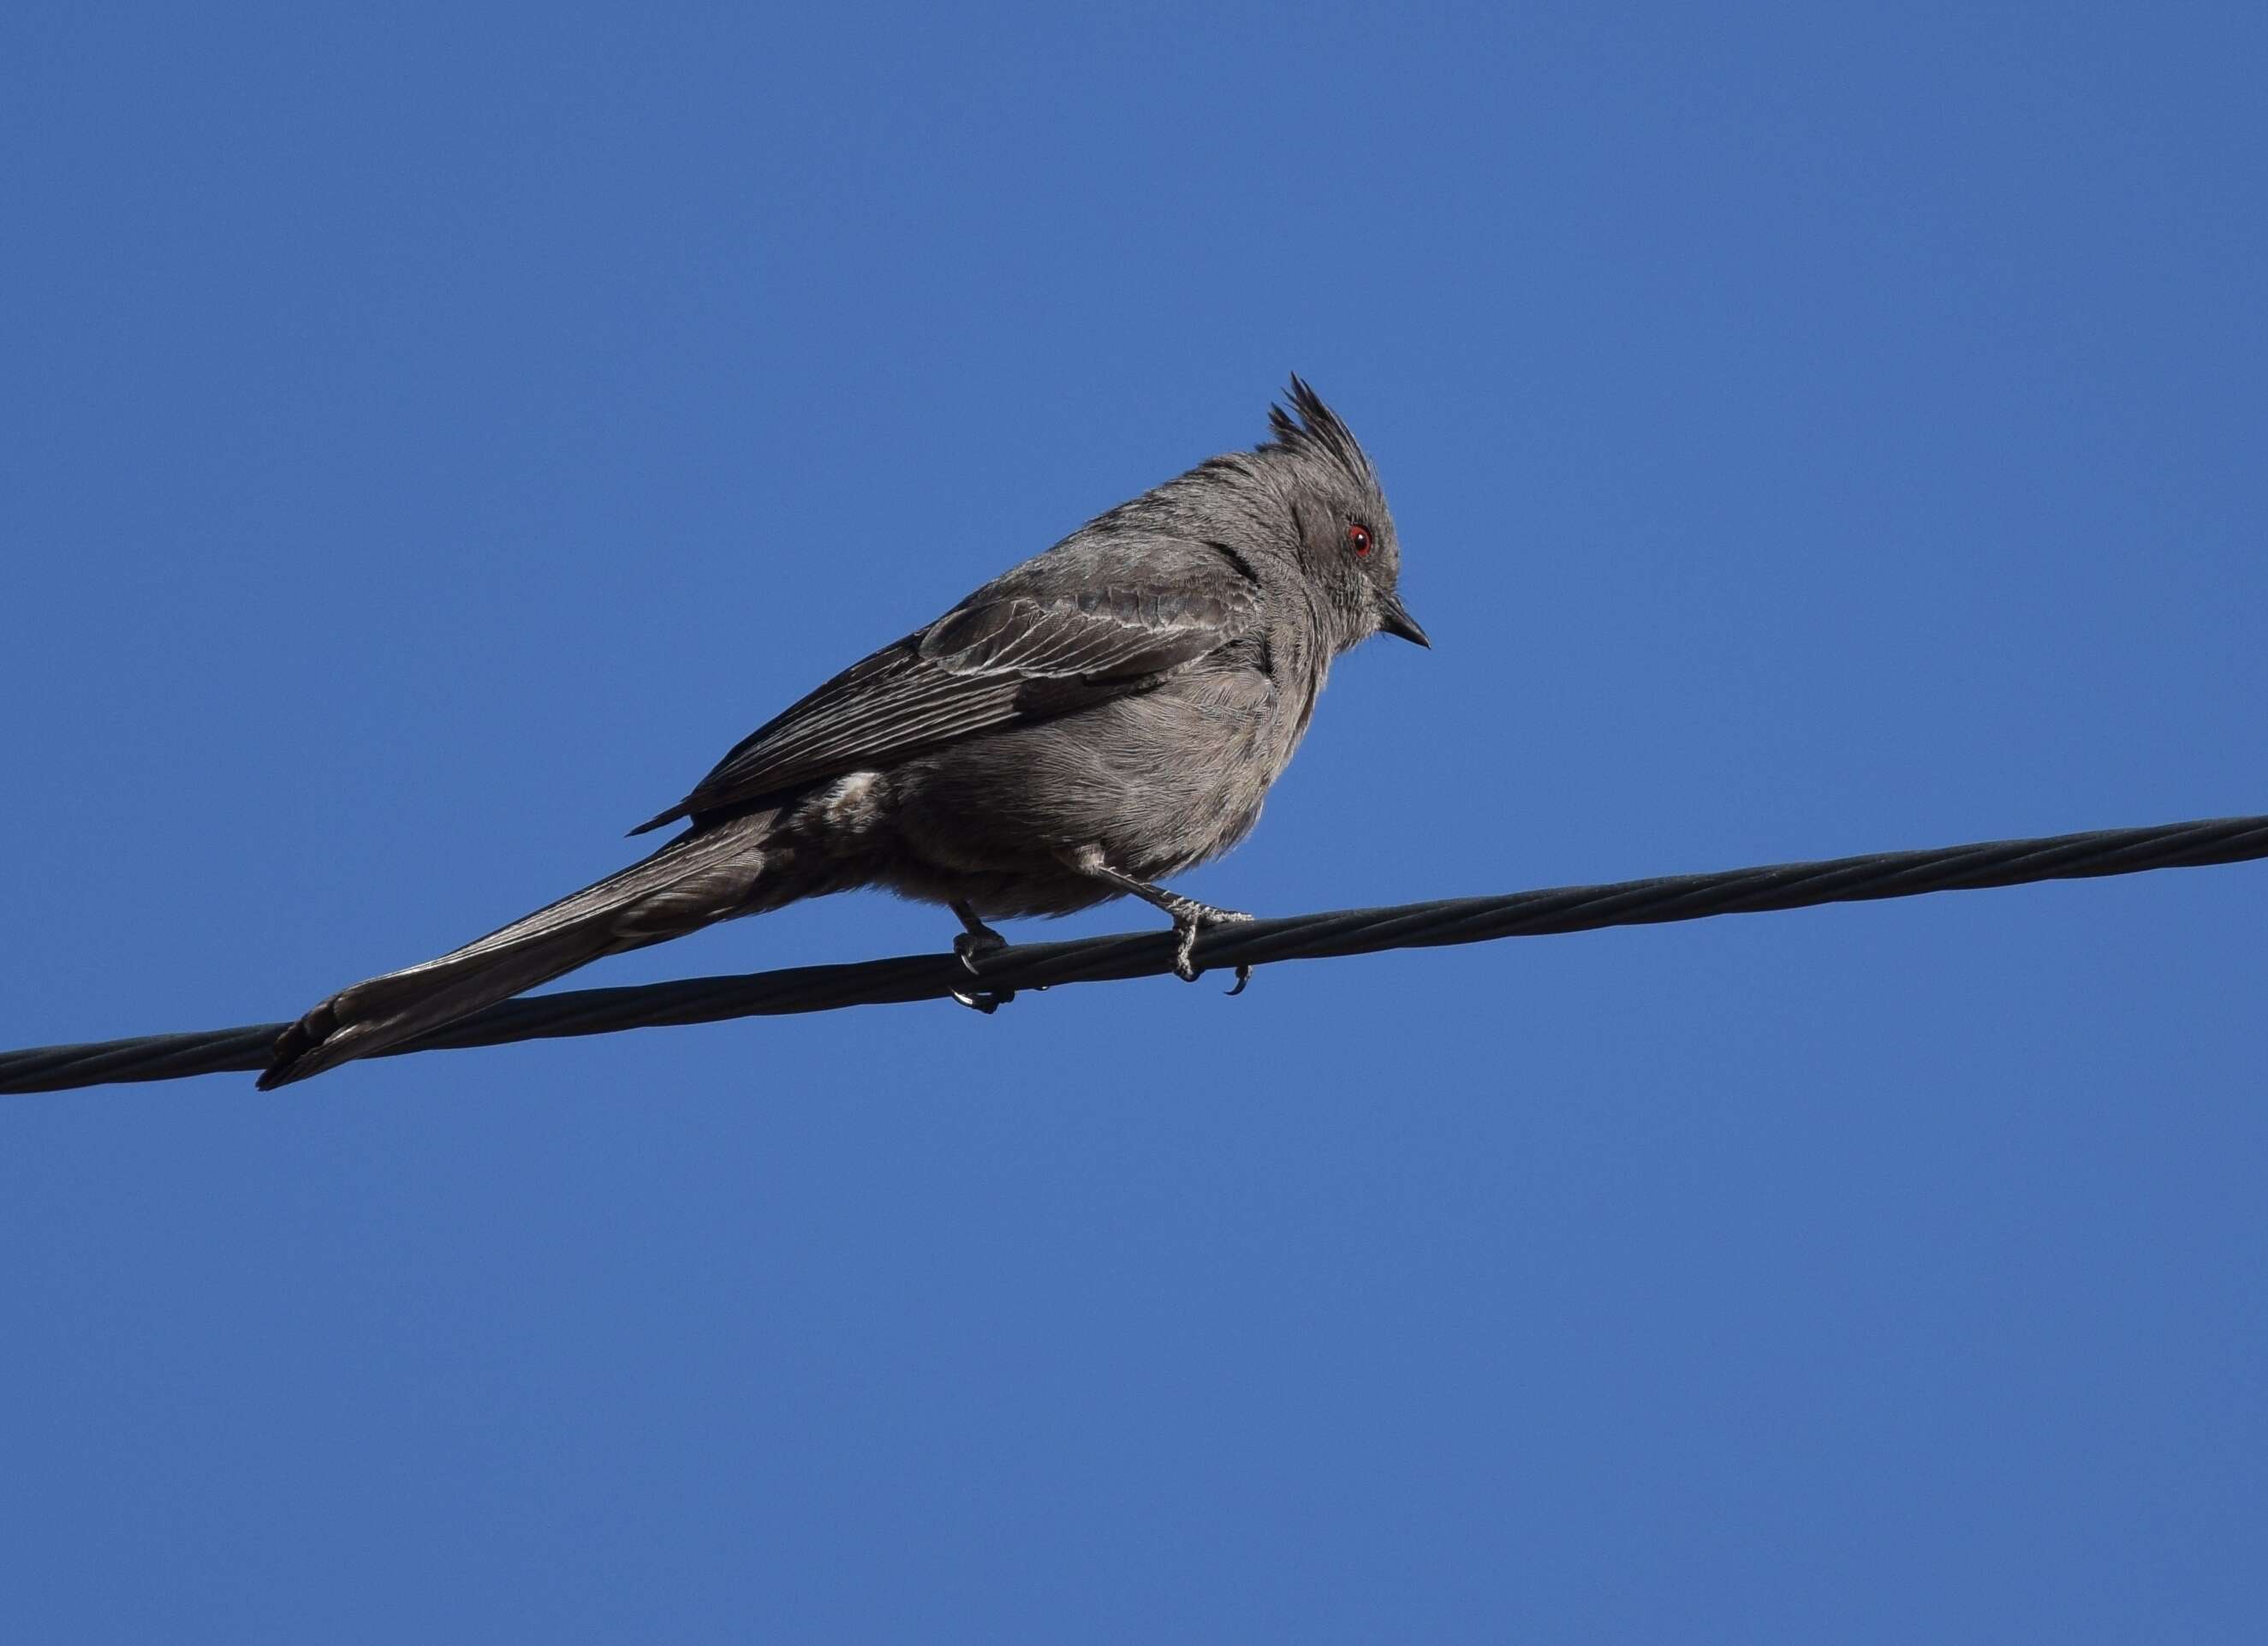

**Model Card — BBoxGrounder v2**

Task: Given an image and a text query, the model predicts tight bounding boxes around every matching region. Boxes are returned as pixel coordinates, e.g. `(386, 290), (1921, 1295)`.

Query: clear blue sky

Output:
(3, 3), (2263, 1639)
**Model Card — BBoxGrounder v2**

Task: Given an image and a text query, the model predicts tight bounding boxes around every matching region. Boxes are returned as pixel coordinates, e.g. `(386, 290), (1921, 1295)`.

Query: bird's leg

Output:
(1057, 846), (1255, 991)
(951, 902), (1009, 973)
(948, 901), (1015, 1014)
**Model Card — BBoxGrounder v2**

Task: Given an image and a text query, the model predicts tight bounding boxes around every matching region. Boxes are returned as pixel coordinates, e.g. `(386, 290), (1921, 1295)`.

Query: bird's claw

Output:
(954, 927), (1009, 976)
(1168, 904), (1254, 987)
(951, 921), (1015, 1012)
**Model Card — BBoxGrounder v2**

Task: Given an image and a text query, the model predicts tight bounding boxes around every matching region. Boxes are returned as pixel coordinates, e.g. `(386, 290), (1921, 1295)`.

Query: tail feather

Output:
(260, 813), (783, 1088)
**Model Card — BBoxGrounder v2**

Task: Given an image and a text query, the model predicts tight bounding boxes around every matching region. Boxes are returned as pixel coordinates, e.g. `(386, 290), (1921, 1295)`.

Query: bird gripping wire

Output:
(3, 814), (2262, 1095)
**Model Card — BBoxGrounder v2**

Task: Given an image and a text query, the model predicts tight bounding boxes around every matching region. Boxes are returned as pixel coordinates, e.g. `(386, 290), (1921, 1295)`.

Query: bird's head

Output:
(1260, 377), (1429, 655)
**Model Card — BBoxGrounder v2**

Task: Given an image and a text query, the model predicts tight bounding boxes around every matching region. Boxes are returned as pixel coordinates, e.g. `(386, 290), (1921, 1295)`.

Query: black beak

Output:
(1378, 592), (1431, 648)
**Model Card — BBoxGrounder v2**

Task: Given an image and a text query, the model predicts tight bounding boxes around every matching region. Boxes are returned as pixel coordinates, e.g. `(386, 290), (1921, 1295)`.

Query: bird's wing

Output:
(630, 546), (1261, 833)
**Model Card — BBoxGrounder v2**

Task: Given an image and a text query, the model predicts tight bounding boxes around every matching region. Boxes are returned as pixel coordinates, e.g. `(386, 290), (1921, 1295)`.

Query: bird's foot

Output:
(1164, 898), (1255, 992)
(949, 919), (1016, 1013)
(954, 923), (1009, 975)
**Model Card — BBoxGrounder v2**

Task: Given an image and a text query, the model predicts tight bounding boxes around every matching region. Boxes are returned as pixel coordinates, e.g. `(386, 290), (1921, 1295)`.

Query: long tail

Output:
(260, 811), (788, 1088)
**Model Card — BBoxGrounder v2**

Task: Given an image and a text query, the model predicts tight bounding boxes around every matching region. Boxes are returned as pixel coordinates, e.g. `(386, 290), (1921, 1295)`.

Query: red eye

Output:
(1346, 523), (1372, 557)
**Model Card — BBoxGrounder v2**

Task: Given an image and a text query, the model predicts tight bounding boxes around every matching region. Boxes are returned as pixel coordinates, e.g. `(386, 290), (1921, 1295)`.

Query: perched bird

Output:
(260, 378), (1427, 1087)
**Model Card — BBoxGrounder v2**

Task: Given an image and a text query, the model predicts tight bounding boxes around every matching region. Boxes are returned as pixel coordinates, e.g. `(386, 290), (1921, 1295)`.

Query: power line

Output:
(4, 814), (2262, 1095)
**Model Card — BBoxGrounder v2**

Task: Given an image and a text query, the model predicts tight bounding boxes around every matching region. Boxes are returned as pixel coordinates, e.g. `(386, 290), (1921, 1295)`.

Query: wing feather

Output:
(628, 545), (1261, 833)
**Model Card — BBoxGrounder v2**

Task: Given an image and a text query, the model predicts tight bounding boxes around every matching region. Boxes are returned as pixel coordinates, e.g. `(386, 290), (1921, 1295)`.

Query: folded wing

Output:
(631, 546), (1261, 834)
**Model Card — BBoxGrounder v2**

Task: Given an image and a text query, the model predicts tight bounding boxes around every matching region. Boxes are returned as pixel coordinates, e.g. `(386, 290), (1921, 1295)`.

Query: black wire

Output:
(4, 814), (2262, 1095)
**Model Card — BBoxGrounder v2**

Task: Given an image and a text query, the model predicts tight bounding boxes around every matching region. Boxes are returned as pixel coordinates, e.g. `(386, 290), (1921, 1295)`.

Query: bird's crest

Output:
(1264, 375), (1378, 490)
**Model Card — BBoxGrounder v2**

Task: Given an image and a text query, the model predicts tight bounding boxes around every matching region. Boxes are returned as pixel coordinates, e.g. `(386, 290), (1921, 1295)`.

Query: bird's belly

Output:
(885, 678), (1290, 902)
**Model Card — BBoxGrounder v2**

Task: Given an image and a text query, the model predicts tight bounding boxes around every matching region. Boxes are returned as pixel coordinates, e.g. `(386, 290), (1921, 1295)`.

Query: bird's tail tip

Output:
(258, 809), (783, 1088)
(257, 1001), (346, 1088)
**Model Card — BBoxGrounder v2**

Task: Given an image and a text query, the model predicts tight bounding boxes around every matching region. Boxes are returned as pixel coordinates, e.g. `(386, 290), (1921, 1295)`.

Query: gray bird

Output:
(260, 378), (1426, 1088)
